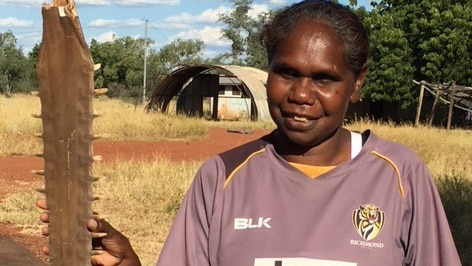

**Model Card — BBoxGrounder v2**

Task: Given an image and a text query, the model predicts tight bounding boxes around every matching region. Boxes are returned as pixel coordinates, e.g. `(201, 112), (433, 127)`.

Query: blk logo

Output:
(234, 217), (271, 230)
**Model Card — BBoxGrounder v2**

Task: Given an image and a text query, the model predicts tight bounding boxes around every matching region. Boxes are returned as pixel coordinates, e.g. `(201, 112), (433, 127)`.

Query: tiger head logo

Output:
(352, 204), (385, 241)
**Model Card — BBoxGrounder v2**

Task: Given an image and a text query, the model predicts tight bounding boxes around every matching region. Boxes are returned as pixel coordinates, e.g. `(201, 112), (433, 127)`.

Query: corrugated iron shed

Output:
(145, 64), (271, 121)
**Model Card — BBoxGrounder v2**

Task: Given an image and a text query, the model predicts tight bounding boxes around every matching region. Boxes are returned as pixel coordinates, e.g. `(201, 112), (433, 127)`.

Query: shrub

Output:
(436, 173), (472, 265)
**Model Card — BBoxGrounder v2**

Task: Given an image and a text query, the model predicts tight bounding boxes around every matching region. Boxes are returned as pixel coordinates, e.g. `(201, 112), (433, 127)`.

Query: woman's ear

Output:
(350, 65), (368, 103)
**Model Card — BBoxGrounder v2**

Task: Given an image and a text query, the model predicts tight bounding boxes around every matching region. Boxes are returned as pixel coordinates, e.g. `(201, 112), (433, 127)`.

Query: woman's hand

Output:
(36, 198), (141, 266)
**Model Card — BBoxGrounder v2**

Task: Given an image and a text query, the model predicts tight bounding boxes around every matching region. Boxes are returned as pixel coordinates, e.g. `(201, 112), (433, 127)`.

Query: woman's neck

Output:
(274, 127), (352, 166)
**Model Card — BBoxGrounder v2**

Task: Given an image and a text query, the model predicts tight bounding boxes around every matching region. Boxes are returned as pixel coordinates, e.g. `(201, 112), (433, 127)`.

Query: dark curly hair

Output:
(260, 0), (368, 77)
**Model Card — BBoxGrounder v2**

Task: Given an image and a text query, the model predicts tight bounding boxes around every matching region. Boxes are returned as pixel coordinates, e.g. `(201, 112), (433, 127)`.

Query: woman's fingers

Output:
(41, 226), (49, 236)
(37, 197), (50, 255)
(42, 245), (49, 255)
(36, 198), (47, 210)
(40, 212), (49, 223)
(88, 218), (99, 232)
(91, 251), (121, 266)
(88, 218), (142, 265)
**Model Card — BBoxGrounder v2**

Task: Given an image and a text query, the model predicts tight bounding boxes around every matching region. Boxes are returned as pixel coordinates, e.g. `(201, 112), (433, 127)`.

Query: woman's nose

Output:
(289, 77), (316, 105)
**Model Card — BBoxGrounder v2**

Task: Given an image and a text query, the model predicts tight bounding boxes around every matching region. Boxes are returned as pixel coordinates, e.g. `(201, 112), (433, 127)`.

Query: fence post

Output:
(415, 83), (425, 126)
(447, 81), (456, 130)
(429, 84), (441, 126)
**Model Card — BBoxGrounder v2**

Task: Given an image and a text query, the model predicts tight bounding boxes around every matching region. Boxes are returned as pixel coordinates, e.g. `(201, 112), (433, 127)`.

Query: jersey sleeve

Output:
(402, 162), (461, 265)
(156, 157), (224, 266)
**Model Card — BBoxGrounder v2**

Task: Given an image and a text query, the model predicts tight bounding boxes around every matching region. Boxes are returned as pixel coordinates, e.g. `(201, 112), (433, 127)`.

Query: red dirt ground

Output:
(0, 127), (271, 263)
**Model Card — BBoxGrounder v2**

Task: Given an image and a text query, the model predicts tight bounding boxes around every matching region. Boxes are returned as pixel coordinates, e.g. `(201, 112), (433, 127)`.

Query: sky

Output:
(0, 0), (372, 58)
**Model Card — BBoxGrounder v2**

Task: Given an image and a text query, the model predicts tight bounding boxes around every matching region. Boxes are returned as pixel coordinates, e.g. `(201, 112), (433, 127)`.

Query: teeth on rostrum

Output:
(293, 116), (308, 122)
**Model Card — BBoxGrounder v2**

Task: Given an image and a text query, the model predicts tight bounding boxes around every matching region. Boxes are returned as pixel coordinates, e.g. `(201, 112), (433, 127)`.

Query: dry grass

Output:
(0, 94), (210, 156)
(0, 157), (200, 266)
(0, 94), (43, 155)
(92, 97), (209, 141)
(91, 158), (201, 265)
(0, 94), (276, 156)
(1, 94), (471, 264)
(346, 119), (472, 181)
(0, 188), (41, 229)
(204, 119), (276, 131)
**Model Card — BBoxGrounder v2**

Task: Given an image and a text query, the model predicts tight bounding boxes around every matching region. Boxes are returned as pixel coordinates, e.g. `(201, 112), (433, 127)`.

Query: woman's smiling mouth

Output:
(293, 116), (309, 122)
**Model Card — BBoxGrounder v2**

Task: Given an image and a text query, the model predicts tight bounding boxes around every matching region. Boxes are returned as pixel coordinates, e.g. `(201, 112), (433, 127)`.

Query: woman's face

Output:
(267, 18), (366, 148)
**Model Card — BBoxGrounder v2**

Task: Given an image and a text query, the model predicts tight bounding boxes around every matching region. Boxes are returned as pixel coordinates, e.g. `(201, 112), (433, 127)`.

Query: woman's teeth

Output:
(293, 116), (308, 122)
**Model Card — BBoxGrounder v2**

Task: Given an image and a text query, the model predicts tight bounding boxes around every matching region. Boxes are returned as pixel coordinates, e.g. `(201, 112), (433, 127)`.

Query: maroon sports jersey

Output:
(157, 130), (460, 266)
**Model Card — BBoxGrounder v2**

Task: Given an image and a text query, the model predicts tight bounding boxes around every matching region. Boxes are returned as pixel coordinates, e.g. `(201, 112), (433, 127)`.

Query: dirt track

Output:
(0, 128), (270, 264)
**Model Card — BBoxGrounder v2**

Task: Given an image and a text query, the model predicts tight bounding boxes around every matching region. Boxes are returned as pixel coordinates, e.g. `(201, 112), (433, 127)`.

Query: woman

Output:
(38, 1), (461, 265)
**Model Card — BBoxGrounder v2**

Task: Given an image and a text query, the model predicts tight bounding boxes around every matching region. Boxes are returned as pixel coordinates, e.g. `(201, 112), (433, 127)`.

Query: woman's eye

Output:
(281, 73), (295, 79)
(276, 67), (297, 79)
(318, 79), (333, 85)
(314, 74), (336, 85)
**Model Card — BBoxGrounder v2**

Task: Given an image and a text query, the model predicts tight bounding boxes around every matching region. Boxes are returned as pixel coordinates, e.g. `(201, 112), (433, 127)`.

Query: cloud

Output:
(155, 2), (277, 57)
(163, 26), (231, 59)
(77, 0), (181, 7)
(165, 3), (271, 43)
(268, 0), (288, 5)
(88, 31), (146, 44)
(0, 0), (42, 8)
(172, 26), (230, 47)
(112, 0), (180, 7)
(88, 19), (143, 28)
(252, 0), (288, 5)
(159, 3), (269, 30)
(0, 0), (180, 8)
(162, 6), (231, 29)
(93, 31), (118, 43)
(76, 0), (111, 6)
(0, 17), (33, 28)
(248, 4), (272, 18)
(141, 6), (230, 34)
(1, 0), (289, 58)
(197, 6), (232, 23)
(14, 31), (42, 54)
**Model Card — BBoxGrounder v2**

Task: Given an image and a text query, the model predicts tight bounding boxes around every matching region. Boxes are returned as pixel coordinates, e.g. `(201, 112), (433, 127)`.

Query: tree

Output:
(27, 43), (41, 90)
(244, 11), (274, 69)
(89, 37), (204, 99)
(146, 38), (205, 90)
(360, 7), (415, 107)
(90, 36), (150, 99)
(414, 2), (472, 85)
(0, 31), (30, 94)
(152, 39), (204, 69)
(371, 0), (472, 85)
(218, 0), (251, 63)
(218, 0), (272, 69)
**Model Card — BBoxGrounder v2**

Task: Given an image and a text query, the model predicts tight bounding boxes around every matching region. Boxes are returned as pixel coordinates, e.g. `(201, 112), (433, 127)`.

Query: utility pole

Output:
(142, 19), (148, 105)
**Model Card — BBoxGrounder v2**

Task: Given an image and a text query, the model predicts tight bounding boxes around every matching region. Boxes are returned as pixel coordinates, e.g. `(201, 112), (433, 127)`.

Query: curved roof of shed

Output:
(146, 64), (271, 121)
